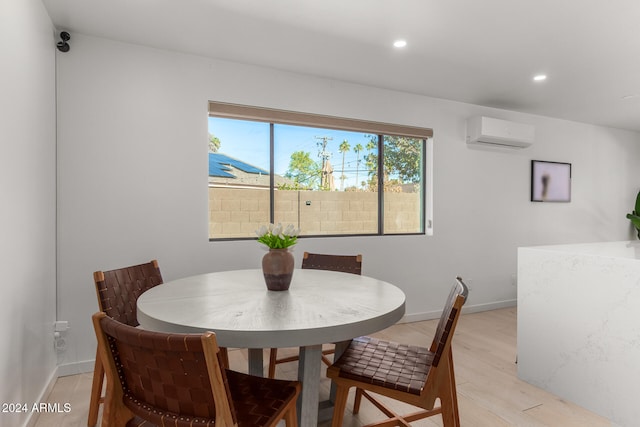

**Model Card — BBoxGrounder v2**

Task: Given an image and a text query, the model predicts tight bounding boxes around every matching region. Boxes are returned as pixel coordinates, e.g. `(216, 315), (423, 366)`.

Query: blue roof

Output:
(208, 153), (268, 178)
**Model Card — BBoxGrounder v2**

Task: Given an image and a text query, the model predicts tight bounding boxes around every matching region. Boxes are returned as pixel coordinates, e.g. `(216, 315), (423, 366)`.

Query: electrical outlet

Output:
(465, 279), (473, 290)
(511, 274), (517, 286)
(54, 333), (67, 352)
(54, 321), (69, 353)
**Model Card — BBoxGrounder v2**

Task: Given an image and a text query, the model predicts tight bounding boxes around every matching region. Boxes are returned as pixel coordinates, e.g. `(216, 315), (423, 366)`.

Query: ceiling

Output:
(42, 0), (640, 132)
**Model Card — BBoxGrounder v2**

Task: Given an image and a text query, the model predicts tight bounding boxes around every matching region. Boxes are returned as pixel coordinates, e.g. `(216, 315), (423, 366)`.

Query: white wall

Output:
(0, 0), (57, 426)
(56, 34), (640, 370)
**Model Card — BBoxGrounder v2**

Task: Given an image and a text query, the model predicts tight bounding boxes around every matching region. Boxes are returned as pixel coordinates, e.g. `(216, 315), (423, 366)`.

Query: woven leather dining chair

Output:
(92, 311), (301, 427)
(267, 252), (362, 379)
(88, 260), (231, 426)
(87, 260), (164, 427)
(327, 277), (469, 427)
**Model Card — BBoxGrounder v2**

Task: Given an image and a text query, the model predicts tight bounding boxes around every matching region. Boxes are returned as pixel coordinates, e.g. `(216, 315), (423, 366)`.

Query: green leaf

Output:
(626, 213), (640, 230)
(635, 191), (640, 215)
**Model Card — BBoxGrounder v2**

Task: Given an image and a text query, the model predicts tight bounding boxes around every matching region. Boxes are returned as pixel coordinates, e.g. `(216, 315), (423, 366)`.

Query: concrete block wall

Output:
(209, 188), (421, 238)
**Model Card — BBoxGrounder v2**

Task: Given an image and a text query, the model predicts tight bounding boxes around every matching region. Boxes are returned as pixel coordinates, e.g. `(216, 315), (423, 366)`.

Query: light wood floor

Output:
(33, 307), (611, 426)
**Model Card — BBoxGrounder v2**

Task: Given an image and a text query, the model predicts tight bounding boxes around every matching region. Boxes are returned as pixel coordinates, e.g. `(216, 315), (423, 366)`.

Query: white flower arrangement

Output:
(255, 223), (300, 249)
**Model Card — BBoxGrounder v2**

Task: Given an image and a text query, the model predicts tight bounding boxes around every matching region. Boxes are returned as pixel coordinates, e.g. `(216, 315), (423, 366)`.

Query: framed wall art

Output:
(531, 160), (571, 202)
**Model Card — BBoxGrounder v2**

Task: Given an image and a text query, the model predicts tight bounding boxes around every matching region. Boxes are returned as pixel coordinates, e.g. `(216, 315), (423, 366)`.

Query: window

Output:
(208, 102), (433, 240)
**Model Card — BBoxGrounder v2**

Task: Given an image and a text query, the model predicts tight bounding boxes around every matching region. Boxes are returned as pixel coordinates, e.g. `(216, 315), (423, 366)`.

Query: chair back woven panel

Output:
(100, 315), (235, 426)
(332, 336), (434, 395)
(96, 261), (163, 327)
(301, 252), (362, 275)
(430, 278), (468, 367)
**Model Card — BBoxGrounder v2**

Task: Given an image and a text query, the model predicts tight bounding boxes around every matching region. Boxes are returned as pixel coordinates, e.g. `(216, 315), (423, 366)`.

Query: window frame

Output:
(208, 101), (434, 240)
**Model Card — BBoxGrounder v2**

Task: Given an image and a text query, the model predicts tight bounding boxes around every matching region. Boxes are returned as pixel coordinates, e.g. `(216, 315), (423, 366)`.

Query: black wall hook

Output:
(57, 31), (70, 52)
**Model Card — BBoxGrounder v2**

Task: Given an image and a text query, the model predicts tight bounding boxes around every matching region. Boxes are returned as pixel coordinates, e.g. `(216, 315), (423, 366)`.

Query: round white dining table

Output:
(137, 268), (406, 426)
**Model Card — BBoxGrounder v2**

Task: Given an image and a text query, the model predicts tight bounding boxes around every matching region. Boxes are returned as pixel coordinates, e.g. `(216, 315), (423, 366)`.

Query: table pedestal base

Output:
(298, 344), (323, 426)
(247, 348), (264, 377)
(246, 341), (351, 426)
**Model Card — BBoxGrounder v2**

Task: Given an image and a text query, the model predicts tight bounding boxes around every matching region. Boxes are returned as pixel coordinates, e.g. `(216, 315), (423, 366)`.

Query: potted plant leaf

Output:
(626, 190), (640, 239)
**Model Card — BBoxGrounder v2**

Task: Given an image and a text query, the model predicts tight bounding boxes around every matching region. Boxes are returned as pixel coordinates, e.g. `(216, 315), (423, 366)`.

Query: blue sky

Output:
(208, 117), (375, 189)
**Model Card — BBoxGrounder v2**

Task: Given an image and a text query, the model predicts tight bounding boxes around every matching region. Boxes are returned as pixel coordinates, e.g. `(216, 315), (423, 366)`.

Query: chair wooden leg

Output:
(88, 348), (104, 427)
(219, 347), (229, 369)
(268, 348), (278, 379)
(283, 405), (298, 427)
(447, 351), (461, 426)
(353, 387), (364, 414)
(439, 353), (461, 427)
(100, 373), (134, 427)
(331, 384), (350, 427)
(321, 347), (335, 366)
(357, 389), (404, 421)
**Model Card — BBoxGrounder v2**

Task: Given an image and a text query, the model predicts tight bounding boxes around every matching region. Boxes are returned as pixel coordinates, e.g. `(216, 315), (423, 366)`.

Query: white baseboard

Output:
(56, 359), (95, 377)
(399, 299), (516, 323)
(464, 298), (517, 313)
(24, 368), (58, 427)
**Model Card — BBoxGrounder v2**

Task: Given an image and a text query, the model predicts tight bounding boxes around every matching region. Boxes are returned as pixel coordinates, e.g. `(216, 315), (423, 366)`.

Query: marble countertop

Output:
(519, 240), (640, 260)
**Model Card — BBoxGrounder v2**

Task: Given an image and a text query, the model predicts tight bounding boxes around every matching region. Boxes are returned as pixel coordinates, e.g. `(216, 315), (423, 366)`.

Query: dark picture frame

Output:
(531, 160), (571, 202)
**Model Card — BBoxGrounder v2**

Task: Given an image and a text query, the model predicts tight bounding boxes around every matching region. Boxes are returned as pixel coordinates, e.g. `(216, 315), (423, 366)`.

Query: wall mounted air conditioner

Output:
(466, 116), (535, 148)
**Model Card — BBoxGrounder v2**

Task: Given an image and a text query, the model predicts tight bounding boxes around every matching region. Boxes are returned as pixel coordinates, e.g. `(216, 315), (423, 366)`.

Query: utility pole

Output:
(315, 136), (333, 189)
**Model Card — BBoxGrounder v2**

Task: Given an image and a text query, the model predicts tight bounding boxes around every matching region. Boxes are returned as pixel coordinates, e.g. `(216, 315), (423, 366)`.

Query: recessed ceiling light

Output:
(393, 40), (407, 48)
(533, 74), (547, 82)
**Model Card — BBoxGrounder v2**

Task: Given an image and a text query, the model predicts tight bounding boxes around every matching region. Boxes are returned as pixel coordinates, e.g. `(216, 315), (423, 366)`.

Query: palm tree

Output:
(338, 139), (350, 190)
(365, 139), (378, 189)
(354, 143), (363, 189)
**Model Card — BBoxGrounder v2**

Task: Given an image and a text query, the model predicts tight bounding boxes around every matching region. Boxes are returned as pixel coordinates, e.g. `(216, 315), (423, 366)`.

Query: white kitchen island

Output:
(518, 241), (640, 427)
